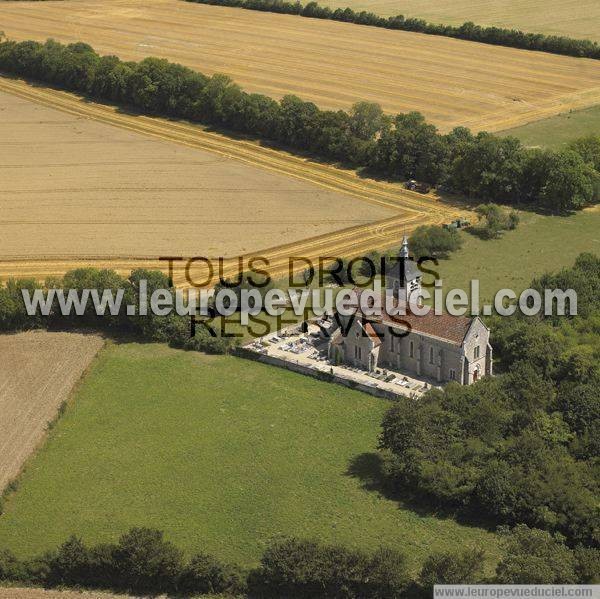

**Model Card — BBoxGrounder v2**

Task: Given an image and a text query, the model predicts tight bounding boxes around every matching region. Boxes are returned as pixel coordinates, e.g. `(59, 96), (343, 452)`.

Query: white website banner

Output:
(434, 586), (600, 599)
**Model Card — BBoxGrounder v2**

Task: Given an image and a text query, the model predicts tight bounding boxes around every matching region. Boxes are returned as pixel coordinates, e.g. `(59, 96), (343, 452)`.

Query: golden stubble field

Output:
(0, 87), (395, 261)
(0, 330), (105, 492)
(1, 0), (600, 132)
(0, 78), (463, 286)
(318, 0), (600, 42)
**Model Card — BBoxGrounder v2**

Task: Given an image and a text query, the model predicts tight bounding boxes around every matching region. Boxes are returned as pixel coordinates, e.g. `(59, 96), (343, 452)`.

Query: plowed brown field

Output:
(0, 330), (104, 492)
(0, 78), (463, 287)
(1, 0), (600, 132)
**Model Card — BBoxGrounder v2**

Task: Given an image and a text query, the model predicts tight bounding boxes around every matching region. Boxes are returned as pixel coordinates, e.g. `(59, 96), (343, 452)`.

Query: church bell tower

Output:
(385, 235), (422, 305)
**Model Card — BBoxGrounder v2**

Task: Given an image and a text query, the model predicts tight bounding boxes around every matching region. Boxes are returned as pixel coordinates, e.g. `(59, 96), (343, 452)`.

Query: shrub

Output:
(473, 203), (520, 239)
(249, 537), (409, 598)
(574, 547), (600, 583)
(419, 548), (485, 591)
(178, 552), (246, 595)
(45, 536), (94, 587)
(112, 527), (184, 594)
(364, 546), (411, 598)
(0, 549), (26, 583)
(495, 525), (578, 584)
(569, 135), (600, 172)
(409, 225), (463, 260)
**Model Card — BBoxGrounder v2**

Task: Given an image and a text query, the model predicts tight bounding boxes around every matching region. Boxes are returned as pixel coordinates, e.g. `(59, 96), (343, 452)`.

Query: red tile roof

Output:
(382, 309), (472, 345)
(349, 288), (473, 345)
(363, 322), (382, 346)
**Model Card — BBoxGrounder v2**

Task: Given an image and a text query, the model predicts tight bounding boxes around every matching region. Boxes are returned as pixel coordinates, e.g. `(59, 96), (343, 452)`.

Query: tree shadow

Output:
(346, 452), (435, 518)
(107, 99), (360, 165)
(346, 452), (388, 493)
(346, 452), (496, 530)
(43, 324), (153, 347)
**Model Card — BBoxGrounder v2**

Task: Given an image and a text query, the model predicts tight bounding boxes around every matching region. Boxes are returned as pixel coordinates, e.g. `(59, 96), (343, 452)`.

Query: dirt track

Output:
(0, 330), (104, 492)
(1, 0), (600, 132)
(0, 77), (464, 287)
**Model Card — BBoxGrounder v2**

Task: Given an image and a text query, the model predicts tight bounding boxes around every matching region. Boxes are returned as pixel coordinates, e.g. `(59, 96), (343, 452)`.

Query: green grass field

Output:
(0, 343), (499, 570)
(434, 208), (600, 301)
(501, 105), (600, 149)
(3, 207), (598, 575)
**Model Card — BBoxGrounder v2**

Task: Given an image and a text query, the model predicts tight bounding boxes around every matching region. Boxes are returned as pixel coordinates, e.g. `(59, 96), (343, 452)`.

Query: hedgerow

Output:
(1, 38), (599, 213)
(183, 0), (600, 60)
(0, 267), (236, 354)
(0, 527), (596, 596)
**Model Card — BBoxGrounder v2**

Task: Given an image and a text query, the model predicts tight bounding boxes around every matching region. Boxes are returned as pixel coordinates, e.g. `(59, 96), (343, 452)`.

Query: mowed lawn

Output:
(0, 344), (498, 570)
(502, 104), (600, 148)
(434, 208), (600, 301)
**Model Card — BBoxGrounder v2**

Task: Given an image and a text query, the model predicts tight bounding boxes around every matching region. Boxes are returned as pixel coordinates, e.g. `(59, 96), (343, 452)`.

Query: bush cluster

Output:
(408, 225), (464, 260)
(379, 253), (600, 548)
(184, 0), (600, 60)
(249, 538), (410, 598)
(0, 533), (411, 597)
(1, 39), (599, 213)
(472, 203), (520, 239)
(0, 528), (244, 596)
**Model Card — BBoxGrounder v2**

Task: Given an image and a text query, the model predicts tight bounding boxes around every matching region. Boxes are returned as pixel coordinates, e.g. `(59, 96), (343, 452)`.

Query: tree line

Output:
(0, 525), (597, 597)
(184, 0), (600, 60)
(1, 38), (599, 213)
(0, 268), (235, 353)
(379, 253), (600, 551)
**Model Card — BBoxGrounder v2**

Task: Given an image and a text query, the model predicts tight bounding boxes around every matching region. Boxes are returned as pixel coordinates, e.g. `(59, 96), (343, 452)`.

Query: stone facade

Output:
(327, 237), (493, 385)
(330, 314), (492, 385)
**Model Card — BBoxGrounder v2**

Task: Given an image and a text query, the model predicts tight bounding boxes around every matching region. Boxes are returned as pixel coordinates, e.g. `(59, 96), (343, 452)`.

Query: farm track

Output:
(0, 77), (463, 287)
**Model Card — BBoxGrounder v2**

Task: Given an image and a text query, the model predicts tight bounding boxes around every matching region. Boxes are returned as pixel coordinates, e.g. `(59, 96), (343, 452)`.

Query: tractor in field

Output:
(404, 179), (431, 194)
(443, 217), (471, 230)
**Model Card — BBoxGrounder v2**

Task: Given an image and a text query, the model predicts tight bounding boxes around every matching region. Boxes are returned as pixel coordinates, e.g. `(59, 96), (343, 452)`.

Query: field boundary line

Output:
(0, 77), (464, 286)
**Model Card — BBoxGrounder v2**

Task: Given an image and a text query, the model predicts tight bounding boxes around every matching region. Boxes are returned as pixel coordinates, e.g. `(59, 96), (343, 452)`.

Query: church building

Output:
(327, 237), (492, 385)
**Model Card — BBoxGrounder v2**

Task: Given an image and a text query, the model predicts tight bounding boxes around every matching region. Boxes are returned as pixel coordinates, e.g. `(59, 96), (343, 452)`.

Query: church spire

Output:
(399, 235), (409, 259)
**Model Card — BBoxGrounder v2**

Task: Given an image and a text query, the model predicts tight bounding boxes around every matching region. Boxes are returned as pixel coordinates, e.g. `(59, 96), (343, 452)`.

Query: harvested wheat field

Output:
(0, 78), (460, 286)
(319, 0), (600, 42)
(0, 330), (104, 492)
(1, 0), (600, 132)
(0, 87), (395, 262)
